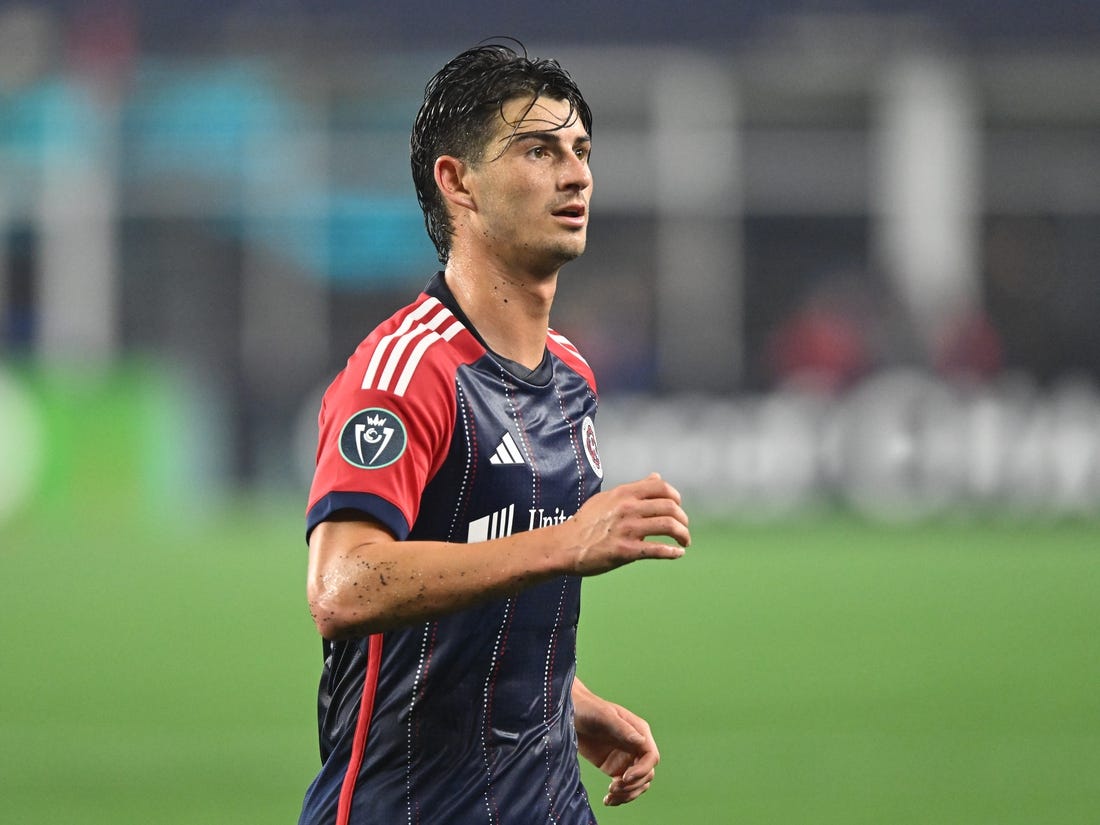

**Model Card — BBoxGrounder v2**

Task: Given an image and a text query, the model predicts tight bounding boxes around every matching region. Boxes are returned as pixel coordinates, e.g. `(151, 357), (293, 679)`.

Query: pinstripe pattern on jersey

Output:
(481, 597), (515, 824)
(406, 622), (439, 825)
(361, 297), (466, 397)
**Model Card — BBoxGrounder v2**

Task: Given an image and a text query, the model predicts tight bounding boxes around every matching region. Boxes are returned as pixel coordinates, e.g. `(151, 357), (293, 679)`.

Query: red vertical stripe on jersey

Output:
(336, 634), (384, 825)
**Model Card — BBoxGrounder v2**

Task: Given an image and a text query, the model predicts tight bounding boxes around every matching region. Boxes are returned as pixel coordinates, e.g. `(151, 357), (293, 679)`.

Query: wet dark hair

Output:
(410, 40), (593, 263)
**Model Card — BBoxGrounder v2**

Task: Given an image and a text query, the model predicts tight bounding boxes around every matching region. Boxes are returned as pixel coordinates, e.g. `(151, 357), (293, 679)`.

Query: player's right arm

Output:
(307, 472), (690, 639)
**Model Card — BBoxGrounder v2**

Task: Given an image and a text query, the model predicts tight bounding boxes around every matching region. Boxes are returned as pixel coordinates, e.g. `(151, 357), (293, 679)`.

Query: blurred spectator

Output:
(767, 302), (868, 393)
(932, 308), (1003, 383)
(764, 268), (910, 394)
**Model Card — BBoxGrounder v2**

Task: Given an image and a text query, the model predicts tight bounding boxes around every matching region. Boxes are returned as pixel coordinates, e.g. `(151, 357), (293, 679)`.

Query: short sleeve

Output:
(305, 358), (457, 542)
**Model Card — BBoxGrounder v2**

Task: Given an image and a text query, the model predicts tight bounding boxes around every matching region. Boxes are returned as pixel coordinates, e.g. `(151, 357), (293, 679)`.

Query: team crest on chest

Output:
(339, 407), (408, 469)
(581, 416), (603, 479)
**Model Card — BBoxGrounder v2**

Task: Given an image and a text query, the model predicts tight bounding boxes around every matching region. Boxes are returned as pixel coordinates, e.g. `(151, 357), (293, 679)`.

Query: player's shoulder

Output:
(341, 291), (484, 400)
(547, 327), (598, 393)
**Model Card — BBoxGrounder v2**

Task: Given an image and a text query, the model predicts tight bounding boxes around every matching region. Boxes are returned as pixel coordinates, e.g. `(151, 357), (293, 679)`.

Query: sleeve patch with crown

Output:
(338, 407), (408, 469)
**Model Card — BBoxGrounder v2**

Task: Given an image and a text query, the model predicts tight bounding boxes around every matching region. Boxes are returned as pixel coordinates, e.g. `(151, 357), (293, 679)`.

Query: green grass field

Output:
(2, 505), (1098, 823)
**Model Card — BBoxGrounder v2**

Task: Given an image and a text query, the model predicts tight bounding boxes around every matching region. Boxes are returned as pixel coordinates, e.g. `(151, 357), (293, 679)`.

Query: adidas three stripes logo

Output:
(489, 432), (525, 466)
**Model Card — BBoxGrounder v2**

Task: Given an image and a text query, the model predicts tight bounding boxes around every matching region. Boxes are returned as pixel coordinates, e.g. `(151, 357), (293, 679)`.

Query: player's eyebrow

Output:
(504, 130), (592, 148)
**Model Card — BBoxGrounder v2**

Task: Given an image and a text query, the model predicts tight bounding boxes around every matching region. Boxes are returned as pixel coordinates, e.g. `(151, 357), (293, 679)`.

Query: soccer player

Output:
(299, 42), (691, 825)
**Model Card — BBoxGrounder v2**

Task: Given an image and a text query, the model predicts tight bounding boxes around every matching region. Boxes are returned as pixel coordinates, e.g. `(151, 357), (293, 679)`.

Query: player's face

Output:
(467, 95), (593, 276)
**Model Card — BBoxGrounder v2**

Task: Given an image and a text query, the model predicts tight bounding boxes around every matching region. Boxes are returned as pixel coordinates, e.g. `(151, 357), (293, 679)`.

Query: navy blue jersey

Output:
(300, 273), (604, 825)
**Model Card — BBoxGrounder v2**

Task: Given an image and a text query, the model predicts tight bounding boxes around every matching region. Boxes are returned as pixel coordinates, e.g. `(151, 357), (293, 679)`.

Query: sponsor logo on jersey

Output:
(581, 416), (603, 479)
(527, 506), (573, 530)
(466, 503), (577, 542)
(489, 432), (525, 466)
(467, 504), (515, 542)
(339, 407), (407, 469)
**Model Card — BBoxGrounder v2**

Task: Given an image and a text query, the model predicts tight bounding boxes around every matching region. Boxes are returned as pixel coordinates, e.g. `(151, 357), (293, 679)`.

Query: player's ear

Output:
(434, 155), (476, 212)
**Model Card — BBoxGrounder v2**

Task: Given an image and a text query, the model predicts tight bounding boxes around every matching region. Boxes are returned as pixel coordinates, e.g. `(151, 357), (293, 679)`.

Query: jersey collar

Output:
(424, 271), (553, 385)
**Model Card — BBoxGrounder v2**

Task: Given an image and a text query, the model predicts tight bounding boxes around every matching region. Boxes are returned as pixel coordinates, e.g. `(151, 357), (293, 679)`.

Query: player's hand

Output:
(566, 473), (690, 575)
(572, 679), (660, 806)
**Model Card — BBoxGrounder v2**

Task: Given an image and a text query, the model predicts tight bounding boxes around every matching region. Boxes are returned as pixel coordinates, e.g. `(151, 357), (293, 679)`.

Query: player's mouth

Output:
(552, 203), (587, 228)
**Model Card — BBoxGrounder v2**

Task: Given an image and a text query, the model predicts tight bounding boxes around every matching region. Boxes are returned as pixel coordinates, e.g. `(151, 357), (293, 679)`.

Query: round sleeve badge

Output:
(581, 416), (603, 479)
(339, 408), (408, 469)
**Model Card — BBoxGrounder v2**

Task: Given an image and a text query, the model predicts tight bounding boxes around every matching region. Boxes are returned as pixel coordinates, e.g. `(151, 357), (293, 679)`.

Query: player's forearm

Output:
(308, 523), (579, 639)
(308, 474), (689, 639)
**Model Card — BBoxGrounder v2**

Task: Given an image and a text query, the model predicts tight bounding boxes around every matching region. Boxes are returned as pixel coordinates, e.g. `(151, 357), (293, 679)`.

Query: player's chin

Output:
(547, 238), (586, 267)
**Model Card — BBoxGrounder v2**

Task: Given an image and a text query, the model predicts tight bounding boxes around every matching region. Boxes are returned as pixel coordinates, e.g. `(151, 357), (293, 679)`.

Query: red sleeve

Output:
(305, 335), (463, 541)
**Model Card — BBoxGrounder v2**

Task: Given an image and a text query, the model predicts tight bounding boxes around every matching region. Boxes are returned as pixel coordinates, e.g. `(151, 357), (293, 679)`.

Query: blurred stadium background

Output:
(1, 2), (1098, 822)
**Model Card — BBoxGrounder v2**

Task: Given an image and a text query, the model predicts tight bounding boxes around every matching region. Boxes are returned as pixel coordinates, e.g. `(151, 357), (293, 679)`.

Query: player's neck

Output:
(443, 258), (557, 371)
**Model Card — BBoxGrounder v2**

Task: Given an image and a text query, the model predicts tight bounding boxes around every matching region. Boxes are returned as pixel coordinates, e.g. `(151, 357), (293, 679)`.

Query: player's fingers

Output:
(623, 743), (660, 779)
(604, 779), (652, 806)
(620, 498), (690, 543)
(643, 473), (682, 504)
(629, 539), (685, 560)
(634, 514), (691, 549)
(611, 765), (655, 794)
(620, 472), (682, 505)
(631, 496), (689, 525)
